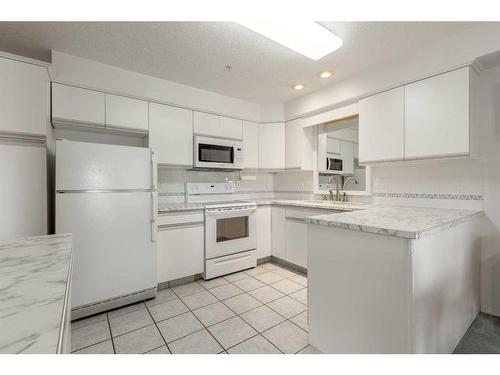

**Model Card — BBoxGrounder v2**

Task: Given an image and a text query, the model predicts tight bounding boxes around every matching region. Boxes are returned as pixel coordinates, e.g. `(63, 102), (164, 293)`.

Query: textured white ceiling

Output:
(0, 22), (479, 104)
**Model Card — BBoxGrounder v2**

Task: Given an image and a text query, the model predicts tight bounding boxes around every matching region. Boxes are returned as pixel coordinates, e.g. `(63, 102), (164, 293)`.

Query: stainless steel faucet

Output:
(341, 177), (358, 202)
(328, 175), (341, 201)
(343, 177), (358, 190)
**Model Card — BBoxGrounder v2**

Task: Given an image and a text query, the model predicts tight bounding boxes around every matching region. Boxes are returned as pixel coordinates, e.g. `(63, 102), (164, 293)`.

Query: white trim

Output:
(302, 103), (359, 128)
(0, 50), (50, 68)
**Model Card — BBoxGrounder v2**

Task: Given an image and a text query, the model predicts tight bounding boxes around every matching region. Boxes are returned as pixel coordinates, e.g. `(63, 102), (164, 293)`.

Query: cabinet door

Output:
(256, 206), (272, 260)
(193, 111), (219, 137)
(326, 137), (341, 155)
(157, 224), (204, 283)
(285, 118), (302, 169)
(52, 83), (105, 128)
(242, 121), (259, 169)
(105, 94), (148, 132)
(285, 218), (307, 269)
(341, 141), (354, 175)
(149, 103), (193, 166)
(0, 58), (48, 136)
(219, 116), (243, 140)
(259, 122), (285, 169)
(271, 207), (286, 260)
(358, 87), (404, 163)
(404, 67), (470, 159)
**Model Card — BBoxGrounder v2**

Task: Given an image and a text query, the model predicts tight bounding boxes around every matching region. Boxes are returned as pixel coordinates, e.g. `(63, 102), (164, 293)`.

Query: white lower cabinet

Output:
(271, 207), (286, 261)
(285, 217), (308, 269)
(157, 212), (204, 284)
(256, 206), (272, 260)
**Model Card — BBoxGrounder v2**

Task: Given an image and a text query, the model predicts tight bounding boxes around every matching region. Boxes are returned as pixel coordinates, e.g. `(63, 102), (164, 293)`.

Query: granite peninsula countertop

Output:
(0, 234), (74, 354)
(158, 199), (367, 213)
(306, 206), (483, 239)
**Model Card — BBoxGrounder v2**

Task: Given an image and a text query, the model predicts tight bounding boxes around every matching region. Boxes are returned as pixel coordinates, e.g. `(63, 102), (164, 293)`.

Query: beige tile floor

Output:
(71, 262), (321, 354)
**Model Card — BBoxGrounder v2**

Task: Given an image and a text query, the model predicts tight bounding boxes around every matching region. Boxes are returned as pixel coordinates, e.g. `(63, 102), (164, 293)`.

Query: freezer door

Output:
(56, 192), (156, 308)
(56, 139), (151, 191)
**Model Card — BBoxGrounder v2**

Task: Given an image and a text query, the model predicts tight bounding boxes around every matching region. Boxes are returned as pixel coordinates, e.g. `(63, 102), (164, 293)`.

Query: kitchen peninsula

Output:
(306, 206), (483, 354)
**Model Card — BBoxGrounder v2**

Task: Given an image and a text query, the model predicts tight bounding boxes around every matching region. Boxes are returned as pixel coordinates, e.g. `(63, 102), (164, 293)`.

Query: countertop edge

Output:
(305, 210), (484, 239)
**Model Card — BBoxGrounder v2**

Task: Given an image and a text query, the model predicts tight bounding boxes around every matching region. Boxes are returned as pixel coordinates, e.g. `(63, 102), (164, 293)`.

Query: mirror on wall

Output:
(316, 116), (367, 193)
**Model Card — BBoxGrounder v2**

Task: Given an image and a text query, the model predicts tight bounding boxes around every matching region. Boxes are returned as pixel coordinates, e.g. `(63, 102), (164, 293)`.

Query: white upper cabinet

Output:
(193, 111), (219, 136)
(285, 118), (314, 170)
(242, 121), (259, 169)
(0, 57), (48, 136)
(259, 122), (285, 169)
(359, 87), (405, 163)
(149, 103), (193, 166)
(52, 83), (105, 128)
(105, 94), (148, 133)
(341, 141), (354, 175)
(193, 111), (243, 140)
(404, 67), (470, 159)
(220, 116), (243, 140)
(326, 137), (341, 155)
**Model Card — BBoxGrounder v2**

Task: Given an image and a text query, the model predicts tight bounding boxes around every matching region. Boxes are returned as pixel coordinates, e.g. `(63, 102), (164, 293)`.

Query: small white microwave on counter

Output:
(193, 135), (244, 170)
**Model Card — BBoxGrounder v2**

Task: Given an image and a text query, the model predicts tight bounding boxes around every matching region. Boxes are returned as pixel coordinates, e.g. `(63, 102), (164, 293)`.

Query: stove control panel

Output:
(186, 182), (236, 195)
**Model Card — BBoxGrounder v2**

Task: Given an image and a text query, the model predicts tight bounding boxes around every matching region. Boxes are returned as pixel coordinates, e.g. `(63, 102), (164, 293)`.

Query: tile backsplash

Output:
(371, 158), (484, 210)
(158, 158), (484, 210)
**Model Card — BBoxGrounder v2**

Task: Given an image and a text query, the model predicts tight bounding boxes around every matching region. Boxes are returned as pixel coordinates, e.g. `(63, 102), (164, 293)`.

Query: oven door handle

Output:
(206, 208), (256, 217)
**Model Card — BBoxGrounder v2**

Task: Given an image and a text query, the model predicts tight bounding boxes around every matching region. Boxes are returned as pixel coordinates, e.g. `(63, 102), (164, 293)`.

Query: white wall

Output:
(51, 51), (267, 122)
(285, 23), (500, 119)
(476, 65), (500, 317)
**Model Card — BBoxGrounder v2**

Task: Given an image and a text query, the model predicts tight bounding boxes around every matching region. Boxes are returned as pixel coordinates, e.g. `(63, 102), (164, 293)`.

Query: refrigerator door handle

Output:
(151, 149), (158, 191)
(151, 191), (158, 242)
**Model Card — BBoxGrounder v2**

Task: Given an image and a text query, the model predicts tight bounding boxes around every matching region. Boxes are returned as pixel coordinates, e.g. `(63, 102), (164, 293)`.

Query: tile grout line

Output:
(144, 300), (173, 354)
(105, 312), (117, 354)
(170, 286), (229, 353)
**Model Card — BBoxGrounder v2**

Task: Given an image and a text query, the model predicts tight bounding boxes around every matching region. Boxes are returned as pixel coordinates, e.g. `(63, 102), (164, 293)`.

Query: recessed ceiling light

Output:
(238, 21), (342, 60)
(293, 84), (305, 90)
(319, 71), (333, 79)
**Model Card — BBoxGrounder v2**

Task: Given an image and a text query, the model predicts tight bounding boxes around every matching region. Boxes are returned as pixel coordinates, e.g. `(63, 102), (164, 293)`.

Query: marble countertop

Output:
(0, 234), (74, 354)
(306, 206), (483, 239)
(158, 199), (366, 213)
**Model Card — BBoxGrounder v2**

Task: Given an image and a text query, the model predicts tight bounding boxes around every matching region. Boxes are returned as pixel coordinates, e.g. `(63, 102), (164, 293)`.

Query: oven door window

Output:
(216, 216), (249, 242)
(199, 143), (234, 163)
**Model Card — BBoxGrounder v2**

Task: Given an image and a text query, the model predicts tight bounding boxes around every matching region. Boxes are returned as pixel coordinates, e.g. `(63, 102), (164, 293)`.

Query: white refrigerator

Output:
(55, 139), (157, 319)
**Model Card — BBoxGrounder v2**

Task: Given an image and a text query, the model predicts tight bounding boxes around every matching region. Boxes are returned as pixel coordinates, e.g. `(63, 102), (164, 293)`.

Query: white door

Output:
(286, 218), (307, 268)
(271, 207), (286, 260)
(358, 87), (404, 163)
(157, 224), (204, 283)
(259, 122), (285, 169)
(285, 118), (302, 169)
(193, 111), (219, 137)
(149, 103), (193, 166)
(0, 144), (47, 241)
(52, 83), (105, 128)
(0, 57), (48, 136)
(341, 141), (354, 175)
(105, 94), (148, 133)
(56, 192), (156, 308)
(56, 140), (151, 191)
(404, 67), (470, 159)
(256, 206), (272, 259)
(242, 121), (259, 169)
(219, 116), (243, 140)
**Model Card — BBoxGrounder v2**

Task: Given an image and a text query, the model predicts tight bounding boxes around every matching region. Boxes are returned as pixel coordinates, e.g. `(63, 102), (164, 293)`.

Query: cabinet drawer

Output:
(158, 211), (204, 227)
(205, 250), (256, 280)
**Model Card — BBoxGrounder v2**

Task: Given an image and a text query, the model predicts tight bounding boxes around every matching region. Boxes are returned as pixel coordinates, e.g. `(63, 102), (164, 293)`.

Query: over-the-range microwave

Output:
(194, 135), (244, 170)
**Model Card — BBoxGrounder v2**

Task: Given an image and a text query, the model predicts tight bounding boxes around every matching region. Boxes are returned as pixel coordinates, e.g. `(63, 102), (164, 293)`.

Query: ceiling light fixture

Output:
(319, 71), (333, 78)
(238, 21), (342, 60)
(293, 83), (305, 90)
